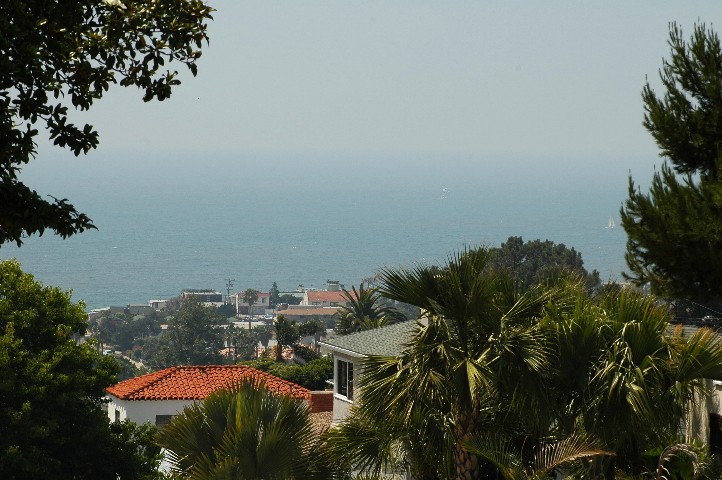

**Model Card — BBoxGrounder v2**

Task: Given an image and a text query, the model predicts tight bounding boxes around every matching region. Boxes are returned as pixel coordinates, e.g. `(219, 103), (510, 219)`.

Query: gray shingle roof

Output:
(319, 319), (424, 357)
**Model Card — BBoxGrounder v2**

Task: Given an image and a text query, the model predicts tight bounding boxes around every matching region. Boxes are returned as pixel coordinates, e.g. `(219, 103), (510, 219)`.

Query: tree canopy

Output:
(0, 259), (162, 479)
(622, 23), (722, 301)
(274, 314), (299, 362)
(0, 0), (213, 246)
(269, 281), (281, 308)
(278, 293), (302, 306)
(487, 236), (601, 291)
(147, 297), (225, 370)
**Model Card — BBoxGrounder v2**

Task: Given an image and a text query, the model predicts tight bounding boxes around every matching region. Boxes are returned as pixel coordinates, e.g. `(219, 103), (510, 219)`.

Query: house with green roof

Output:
(318, 319), (424, 424)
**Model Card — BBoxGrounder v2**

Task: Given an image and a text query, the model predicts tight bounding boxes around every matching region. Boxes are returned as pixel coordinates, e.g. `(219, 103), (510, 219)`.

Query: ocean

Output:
(1, 152), (635, 310)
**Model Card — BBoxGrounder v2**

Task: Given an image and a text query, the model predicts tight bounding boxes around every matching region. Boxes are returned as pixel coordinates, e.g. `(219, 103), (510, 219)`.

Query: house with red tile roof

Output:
(106, 365), (330, 427)
(302, 290), (354, 307)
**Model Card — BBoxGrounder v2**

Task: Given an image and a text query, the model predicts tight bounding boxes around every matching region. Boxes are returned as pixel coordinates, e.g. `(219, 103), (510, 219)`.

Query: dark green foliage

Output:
(101, 421), (164, 480)
(269, 281), (281, 308)
(113, 355), (151, 382)
(299, 317), (325, 341)
(243, 288), (259, 315)
(241, 356), (333, 390)
(215, 303), (236, 318)
(0, 259), (162, 479)
(272, 317), (326, 361)
(254, 324), (274, 348)
(147, 297), (225, 369)
(335, 283), (407, 335)
(622, 23), (722, 301)
(278, 293), (302, 305)
(275, 314), (299, 362)
(157, 380), (327, 479)
(0, 0), (213, 246)
(224, 324), (259, 362)
(88, 311), (162, 352)
(293, 344), (321, 362)
(488, 236), (601, 291)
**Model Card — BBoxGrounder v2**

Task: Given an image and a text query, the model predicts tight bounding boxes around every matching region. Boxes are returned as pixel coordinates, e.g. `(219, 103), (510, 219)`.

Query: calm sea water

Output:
(1, 152), (634, 310)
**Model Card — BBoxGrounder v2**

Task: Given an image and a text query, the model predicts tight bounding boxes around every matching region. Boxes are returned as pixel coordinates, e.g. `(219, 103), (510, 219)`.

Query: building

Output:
(301, 290), (352, 307)
(233, 291), (271, 315)
(318, 319), (423, 425)
(181, 289), (223, 307)
(149, 299), (169, 311)
(105, 365), (331, 427)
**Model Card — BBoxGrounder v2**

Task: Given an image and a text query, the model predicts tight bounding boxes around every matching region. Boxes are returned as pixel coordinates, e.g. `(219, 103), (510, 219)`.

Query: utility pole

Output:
(225, 278), (235, 305)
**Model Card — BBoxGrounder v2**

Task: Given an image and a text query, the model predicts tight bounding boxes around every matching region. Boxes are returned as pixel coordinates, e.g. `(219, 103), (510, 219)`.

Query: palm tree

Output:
(157, 380), (327, 479)
(546, 287), (722, 478)
(464, 432), (613, 480)
(323, 398), (453, 479)
(324, 251), (722, 479)
(330, 248), (559, 479)
(335, 283), (405, 334)
(243, 288), (259, 329)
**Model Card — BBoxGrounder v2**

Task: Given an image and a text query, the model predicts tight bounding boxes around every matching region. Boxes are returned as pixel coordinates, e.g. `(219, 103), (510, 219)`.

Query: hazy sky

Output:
(24, 2), (722, 188)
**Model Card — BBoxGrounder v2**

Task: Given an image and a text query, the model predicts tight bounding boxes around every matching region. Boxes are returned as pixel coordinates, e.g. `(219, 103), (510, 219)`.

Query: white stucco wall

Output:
(331, 351), (365, 425)
(107, 394), (315, 426)
(106, 395), (197, 426)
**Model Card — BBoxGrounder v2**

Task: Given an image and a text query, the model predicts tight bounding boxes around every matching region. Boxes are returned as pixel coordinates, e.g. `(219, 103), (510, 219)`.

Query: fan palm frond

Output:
(157, 380), (324, 479)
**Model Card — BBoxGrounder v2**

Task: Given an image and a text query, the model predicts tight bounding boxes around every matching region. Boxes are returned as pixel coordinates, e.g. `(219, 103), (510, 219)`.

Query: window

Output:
(337, 359), (353, 401)
(114, 409), (120, 423)
(155, 415), (175, 429)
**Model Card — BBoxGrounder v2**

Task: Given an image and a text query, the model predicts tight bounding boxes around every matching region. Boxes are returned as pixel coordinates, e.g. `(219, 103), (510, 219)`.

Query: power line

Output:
(225, 279), (235, 304)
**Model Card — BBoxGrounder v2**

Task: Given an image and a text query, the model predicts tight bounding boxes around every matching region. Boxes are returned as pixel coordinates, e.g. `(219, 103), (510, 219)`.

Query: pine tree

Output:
(269, 282), (280, 308)
(621, 22), (722, 301)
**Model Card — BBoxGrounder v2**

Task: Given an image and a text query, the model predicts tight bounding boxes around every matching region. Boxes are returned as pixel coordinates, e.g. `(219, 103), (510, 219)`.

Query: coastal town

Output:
(4, 2), (722, 479)
(87, 281), (353, 364)
(90, 280), (351, 327)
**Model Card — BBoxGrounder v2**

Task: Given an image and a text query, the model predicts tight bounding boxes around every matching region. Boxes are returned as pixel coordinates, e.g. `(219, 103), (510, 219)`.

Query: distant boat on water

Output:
(606, 216), (615, 229)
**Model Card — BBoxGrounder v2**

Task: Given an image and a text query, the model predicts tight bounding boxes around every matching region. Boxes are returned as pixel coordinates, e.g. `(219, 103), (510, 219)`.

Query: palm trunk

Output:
(453, 412), (481, 480)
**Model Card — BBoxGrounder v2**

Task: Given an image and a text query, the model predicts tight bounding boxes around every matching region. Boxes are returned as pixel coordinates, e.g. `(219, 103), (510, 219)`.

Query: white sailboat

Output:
(606, 216), (615, 229)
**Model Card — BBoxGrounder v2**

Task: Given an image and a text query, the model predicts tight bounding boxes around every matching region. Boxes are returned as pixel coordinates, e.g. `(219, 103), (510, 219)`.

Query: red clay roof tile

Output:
(306, 291), (350, 303)
(106, 365), (310, 401)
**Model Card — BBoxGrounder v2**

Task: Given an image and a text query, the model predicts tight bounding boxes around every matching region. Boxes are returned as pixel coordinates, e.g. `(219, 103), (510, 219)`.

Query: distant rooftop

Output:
(306, 291), (350, 303)
(236, 291), (270, 298)
(319, 319), (424, 357)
